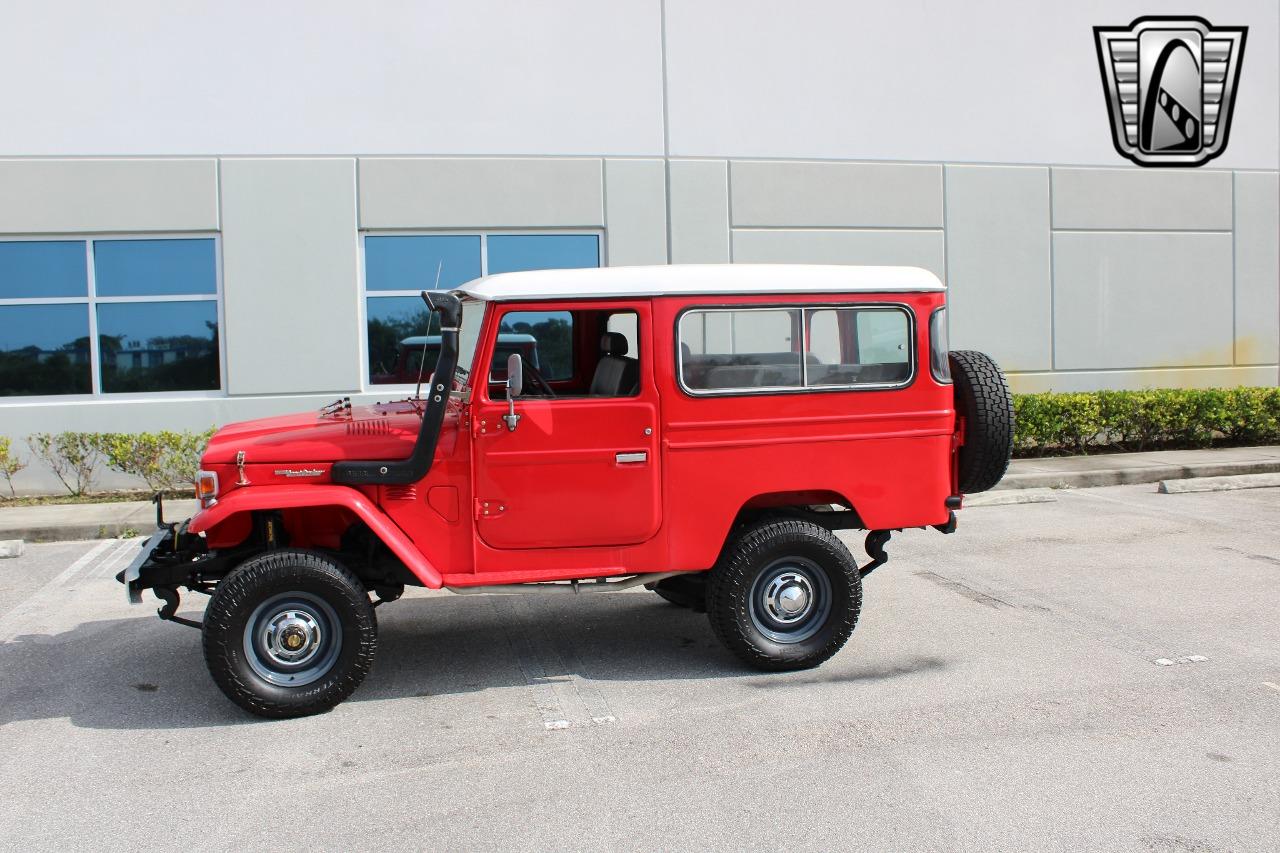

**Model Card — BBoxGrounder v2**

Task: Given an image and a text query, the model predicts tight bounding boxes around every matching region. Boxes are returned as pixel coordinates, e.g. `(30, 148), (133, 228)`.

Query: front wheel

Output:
(202, 549), (377, 719)
(707, 518), (862, 671)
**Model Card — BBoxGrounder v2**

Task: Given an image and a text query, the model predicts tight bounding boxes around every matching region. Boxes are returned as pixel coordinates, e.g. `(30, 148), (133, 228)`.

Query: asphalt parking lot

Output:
(1, 482), (1277, 852)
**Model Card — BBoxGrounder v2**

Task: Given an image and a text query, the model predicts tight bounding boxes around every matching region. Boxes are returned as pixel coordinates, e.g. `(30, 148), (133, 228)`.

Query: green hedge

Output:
(14, 429), (215, 497)
(1013, 387), (1280, 456)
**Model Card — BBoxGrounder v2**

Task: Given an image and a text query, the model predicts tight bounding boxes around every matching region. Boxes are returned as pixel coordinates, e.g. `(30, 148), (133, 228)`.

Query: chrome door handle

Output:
(615, 452), (648, 464)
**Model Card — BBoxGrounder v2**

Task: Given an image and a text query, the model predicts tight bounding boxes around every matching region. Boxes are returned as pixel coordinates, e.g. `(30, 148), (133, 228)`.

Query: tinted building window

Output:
(363, 232), (599, 386)
(367, 296), (440, 385)
(365, 236), (481, 292)
(94, 239), (217, 296)
(0, 304), (92, 396)
(0, 238), (220, 397)
(97, 301), (220, 392)
(487, 235), (599, 274)
(0, 241), (86, 299)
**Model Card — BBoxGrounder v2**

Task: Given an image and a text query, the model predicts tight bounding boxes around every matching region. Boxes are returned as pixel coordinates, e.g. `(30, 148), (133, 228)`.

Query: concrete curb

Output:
(1158, 472), (1280, 494)
(3, 523), (144, 545)
(0, 499), (198, 545)
(995, 458), (1280, 491)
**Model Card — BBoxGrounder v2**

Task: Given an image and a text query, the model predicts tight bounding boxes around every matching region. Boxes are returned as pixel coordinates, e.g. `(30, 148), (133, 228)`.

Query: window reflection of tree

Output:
(99, 320), (220, 393)
(501, 316), (571, 380)
(367, 309), (436, 378)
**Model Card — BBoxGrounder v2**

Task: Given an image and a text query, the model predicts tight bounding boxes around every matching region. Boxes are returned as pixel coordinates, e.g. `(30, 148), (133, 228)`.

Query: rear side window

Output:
(678, 305), (913, 394)
(678, 309), (802, 392)
(807, 308), (910, 387)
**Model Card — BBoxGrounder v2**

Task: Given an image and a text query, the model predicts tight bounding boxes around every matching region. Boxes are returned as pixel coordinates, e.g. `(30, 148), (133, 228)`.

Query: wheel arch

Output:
(189, 485), (443, 588)
(731, 490), (865, 536)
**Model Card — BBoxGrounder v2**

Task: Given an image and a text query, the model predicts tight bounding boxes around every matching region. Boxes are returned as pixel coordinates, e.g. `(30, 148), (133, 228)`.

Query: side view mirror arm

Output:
(503, 352), (523, 431)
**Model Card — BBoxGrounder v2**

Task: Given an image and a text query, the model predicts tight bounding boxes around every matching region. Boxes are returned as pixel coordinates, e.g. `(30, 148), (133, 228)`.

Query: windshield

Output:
(454, 298), (485, 387)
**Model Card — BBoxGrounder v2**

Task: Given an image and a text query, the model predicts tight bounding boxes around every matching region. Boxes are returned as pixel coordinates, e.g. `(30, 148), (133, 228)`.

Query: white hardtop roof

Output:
(456, 264), (944, 302)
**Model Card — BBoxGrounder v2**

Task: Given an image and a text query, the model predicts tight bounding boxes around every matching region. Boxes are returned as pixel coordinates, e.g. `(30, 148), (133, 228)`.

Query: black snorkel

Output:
(332, 290), (463, 486)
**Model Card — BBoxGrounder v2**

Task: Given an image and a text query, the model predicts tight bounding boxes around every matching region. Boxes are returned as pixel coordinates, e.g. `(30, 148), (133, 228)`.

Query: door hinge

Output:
(475, 499), (508, 519)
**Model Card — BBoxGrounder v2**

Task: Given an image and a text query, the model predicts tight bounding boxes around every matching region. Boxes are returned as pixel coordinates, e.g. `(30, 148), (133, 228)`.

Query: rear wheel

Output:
(202, 549), (377, 719)
(707, 518), (862, 671)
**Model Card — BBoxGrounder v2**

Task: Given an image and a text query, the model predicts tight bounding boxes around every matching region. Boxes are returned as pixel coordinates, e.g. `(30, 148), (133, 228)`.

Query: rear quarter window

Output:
(677, 305), (914, 395)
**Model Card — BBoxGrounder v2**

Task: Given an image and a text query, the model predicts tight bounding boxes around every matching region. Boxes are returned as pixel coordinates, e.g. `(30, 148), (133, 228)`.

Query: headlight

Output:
(196, 470), (219, 508)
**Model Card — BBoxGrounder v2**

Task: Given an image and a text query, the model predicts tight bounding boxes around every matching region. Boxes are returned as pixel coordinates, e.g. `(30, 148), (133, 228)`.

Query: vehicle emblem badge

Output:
(1094, 17), (1247, 167)
(236, 450), (250, 486)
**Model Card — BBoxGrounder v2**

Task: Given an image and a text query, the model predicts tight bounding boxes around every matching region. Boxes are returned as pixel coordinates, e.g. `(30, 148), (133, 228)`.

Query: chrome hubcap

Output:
(748, 558), (833, 645)
(765, 573), (815, 623)
(263, 610), (323, 667)
(243, 592), (342, 687)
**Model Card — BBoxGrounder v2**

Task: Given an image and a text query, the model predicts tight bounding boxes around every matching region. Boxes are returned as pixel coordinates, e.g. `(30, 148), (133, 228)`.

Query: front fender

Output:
(189, 484), (443, 588)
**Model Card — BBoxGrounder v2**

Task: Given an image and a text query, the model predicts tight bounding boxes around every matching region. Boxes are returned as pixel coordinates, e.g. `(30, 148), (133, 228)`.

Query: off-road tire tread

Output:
(202, 548), (377, 719)
(949, 349), (1014, 494)
(707, 518), (862, 671)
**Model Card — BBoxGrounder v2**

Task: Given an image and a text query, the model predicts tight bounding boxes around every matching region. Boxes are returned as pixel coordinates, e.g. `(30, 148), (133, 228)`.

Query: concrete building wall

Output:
(4, 2), (1275, 168)
(1, 1), (1277, 493)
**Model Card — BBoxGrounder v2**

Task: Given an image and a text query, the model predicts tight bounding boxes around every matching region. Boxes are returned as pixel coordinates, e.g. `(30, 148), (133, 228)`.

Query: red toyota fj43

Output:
(120, 264), (1013, 718)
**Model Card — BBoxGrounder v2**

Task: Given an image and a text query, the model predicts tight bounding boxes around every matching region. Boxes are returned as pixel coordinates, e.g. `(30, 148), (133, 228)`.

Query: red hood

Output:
(202, 400), (446, 465)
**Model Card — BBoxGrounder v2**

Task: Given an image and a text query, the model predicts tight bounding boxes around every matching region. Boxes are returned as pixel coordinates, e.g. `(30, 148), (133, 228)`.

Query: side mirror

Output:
(503, 353), (523, 432)
(506, 353), (524, 399)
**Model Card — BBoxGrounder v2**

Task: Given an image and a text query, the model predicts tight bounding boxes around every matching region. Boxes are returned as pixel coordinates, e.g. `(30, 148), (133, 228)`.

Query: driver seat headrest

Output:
(600, 332), (629, 357)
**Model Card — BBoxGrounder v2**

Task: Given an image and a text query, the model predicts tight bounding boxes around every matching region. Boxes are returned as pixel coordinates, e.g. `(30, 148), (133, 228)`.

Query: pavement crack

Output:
(1214, 546), (1280, 567)
(913, 570), (1015, 609)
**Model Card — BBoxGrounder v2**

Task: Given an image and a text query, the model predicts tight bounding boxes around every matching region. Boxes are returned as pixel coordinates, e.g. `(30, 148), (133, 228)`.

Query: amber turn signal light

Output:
(196, 470), (219, 508)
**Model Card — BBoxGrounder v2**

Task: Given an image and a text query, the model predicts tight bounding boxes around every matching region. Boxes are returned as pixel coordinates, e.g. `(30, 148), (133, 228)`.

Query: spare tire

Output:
(949, 350), (1014, 493)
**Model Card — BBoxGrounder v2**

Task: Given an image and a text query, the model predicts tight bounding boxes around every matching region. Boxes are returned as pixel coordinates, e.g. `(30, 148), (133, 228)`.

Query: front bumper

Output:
(116, 520), (205, 603)
(119, 528), (170, 603)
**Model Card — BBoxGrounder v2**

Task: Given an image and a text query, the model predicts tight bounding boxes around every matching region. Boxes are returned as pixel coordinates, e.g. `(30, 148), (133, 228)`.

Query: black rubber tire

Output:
(707, 518), (862, 671)
(949, 349), (1014, 494)
(651, 574), (708, 611)
(202, 549), (377, 719)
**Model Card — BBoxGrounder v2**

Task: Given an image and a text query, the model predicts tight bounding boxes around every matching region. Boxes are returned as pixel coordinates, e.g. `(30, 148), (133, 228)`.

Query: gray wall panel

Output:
(1007, 366), (1278, 394)
(668, 160), (730, 263)
(1053, 232), (1234, 370)
(1052, 168), (1233, 231)
(359, 158), (603, 228)
(603, 159), (667, 266)
(730, 161), (943, 227)
(945, 165), (1052, 371)
(0, 159), (217, 233)
(731, 229), (945, 279)
(220, 158), (362, 395)
(1234, 172), (1280, 366)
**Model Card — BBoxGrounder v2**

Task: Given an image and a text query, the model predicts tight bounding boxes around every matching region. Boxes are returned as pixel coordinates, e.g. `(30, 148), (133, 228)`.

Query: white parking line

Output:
(0, 539), (133, 643)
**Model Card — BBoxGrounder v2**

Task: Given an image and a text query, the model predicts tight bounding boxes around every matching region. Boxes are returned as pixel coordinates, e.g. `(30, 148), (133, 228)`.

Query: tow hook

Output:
(155, 588), (202, 630)
(859, 530), (892, 578)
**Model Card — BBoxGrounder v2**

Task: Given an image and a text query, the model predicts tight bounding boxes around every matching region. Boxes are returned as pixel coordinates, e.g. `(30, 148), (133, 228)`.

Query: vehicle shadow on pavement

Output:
(0, 614), (245, 730)
(0, 593), (946, 729)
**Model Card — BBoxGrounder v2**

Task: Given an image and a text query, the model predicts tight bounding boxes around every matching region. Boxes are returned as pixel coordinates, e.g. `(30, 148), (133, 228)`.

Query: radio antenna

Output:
(414, 260), (445, 401)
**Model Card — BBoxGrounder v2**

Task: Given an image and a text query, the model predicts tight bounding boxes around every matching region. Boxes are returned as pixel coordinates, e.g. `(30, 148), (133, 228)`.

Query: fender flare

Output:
(187, 484), (443, 588)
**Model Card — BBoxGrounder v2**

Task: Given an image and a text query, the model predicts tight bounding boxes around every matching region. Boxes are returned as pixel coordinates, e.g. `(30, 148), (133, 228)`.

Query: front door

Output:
(471, 301), (662, 551)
